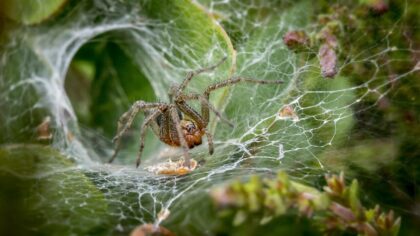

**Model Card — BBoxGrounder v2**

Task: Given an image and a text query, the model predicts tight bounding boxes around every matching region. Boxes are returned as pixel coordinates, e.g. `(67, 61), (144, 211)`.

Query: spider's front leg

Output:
(180, 93), (234, 127)
(200, 76), (284, 123)
(109, 101), (164, 164)
(169, 105), (192, 168)
(135, 109), (163, 167)
(175, 56), (227, 97)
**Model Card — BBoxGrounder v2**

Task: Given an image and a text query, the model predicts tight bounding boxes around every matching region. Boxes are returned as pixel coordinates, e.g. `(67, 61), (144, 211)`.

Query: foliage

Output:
(0, 145), (110, 235)
(211, 172), (400, 235)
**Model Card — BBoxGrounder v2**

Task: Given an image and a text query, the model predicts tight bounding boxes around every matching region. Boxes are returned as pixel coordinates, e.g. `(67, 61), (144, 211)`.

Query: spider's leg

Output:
(204, 129), (214, 155)
(109, 101), (164, 163)
(204, 77), (284, 98)
(170, 106), (192, 167)
(197, 95), (234, 127)
(135, 109), (163, 168)
(175, 100), (206, 129)
(200, 78), (283, 125)
(181, 93), (233, 127)
(112, 101), (164, 143)
(176, 56), (227, 96)
(159, 109), (172, 144)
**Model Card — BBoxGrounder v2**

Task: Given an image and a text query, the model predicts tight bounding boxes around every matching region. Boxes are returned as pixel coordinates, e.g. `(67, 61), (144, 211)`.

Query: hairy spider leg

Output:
(173, 55), (230, 126)
(109, 101), (165, 163)
(204, 77), (284, 97)
(157, 109), (172, 145)
(179, 79), (284, 127)
(175, 56), (227, 98)
(112, 101), (165, 142)
(175, 100), (206, 129)
(135, 109), (163, 167)
(204, 128), (214, 155)
(169, 106), (192, 167)
(180, 93), (233, 127)
(200, 77), (284, 124)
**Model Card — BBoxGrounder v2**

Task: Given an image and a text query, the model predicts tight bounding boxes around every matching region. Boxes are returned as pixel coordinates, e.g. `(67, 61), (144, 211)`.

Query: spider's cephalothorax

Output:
(179, 119), (203, 148)
(108, 57), (283, 168)
(155, 110), (204, 148)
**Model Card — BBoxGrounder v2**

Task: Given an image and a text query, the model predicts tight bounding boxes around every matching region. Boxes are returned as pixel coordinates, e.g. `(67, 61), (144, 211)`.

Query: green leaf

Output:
(319, 139), (398, 174)
(348, 179), (362, 213)
(391, 217), (401, 236)
(0, 144), (110, 235)
(233, 210), (248, 226)
(0, 0), (68, 25)
(220, 0), (314, 136)
(0, 41), (53, 144)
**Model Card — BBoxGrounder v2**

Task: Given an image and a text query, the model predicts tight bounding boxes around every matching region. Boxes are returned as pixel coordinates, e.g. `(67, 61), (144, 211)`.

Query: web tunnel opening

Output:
(64, 32), (160, 165)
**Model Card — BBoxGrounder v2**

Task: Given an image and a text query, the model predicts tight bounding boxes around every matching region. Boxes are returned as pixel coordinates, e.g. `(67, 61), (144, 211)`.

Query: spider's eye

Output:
(186, 123), (196, 133)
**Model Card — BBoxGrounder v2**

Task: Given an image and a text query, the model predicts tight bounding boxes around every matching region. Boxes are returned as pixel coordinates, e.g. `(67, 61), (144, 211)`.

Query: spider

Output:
(108, 57), (283, 168)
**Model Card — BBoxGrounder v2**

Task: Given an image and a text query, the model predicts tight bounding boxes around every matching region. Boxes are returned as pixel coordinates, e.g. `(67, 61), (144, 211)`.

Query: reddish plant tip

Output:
(317, 29), (338, 78)
(319, 30), (338, 48)
(368, 0), (389, 15)
(330, 203), (356, 222)
(283, 31), (309, 51)
(319, 43), (338, 78)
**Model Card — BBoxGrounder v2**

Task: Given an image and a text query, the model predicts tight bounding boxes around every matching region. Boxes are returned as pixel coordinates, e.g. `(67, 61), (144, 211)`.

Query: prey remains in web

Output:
(108, 56), (283, 174)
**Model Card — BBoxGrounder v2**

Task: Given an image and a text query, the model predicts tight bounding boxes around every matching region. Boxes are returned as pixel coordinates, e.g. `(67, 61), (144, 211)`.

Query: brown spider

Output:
(108, 57), (283, 168)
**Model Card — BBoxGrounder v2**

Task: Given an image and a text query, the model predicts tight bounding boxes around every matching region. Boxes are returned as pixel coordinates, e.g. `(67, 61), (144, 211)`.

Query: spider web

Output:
(0, 0), (419, 235)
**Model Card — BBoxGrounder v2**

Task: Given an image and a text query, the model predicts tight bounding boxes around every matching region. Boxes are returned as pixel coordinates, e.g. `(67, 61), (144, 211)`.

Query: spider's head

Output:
(180, 120), (203, 148)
